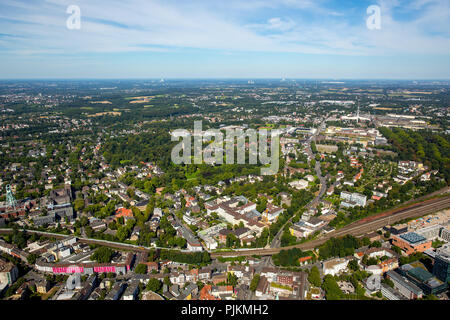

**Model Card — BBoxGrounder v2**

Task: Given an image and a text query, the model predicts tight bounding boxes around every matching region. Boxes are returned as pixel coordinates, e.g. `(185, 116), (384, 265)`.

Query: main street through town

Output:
(268, 120), (327, 250)
(255, 120), (328, 280)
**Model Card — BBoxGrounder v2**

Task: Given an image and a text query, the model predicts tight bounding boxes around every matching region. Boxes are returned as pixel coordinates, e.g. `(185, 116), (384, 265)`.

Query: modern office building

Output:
(433, 244), (450, 284)
(398, 262), (447, 295)
(385, 270), (423, 299)
(416, 224), (443, 240)
(386, 224), (408, 235)
(440, 227), (450, 242)
(380, 283), (407, 300)
(391, 232), (432, 255)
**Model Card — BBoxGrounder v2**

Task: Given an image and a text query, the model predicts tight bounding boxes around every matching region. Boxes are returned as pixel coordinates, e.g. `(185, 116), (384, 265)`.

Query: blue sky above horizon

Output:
(0, 0), (449, 79)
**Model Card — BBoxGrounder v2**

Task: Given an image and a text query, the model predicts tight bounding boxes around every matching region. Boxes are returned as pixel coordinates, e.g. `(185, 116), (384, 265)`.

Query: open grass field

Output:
(86, 111), (121, 117)
(90, 100), (112, 104)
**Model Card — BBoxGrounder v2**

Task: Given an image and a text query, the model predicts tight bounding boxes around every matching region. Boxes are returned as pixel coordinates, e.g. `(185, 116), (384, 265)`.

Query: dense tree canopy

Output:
(379, 127), (449, 181)
(90, 247), (114, 263)
(318, 235), (362, 260)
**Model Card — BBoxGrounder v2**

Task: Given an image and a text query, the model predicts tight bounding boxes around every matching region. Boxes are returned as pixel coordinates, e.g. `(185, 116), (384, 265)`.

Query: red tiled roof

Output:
(199, 285), (219, 300)
(298, 256), (312, 263)
(115, 207), (133, 218)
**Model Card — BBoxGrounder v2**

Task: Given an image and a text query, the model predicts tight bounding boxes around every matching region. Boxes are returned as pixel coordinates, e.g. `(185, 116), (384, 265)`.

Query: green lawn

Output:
(185, 169), (200, 180)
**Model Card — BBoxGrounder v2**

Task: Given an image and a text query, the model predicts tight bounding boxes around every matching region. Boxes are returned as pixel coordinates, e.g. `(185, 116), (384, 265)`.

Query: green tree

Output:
(321, 275), (343, 300)
(135, 264), (148, 274)
(308, 266), (322, 287)
(90, 247), (113, 263)
(369, 241), (382, 248)
(250, 274), (261, 292)
(226, 233), (239, 248)
(73, 198), (85, 212)
(227, 272), (238, 287)
(421, 294), (438, 300)
(381, 277), (394, 288)
(348, 259), (359, 271)
(202, 251), (211, 263)
(163, 276), (172, 287)
(27, 253), (38, 265)
(147, 278), (162, 292)
(256, 198), (268, 213)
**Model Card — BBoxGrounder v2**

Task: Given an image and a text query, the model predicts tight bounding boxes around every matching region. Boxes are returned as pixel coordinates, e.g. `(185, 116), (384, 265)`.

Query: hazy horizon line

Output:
(0, 77), (449, 81)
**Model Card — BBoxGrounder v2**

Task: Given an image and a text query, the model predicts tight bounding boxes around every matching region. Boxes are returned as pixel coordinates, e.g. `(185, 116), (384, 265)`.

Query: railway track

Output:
(211, 195), (450, 258)
(1, 193), (449, 260)
(0, 229), (158, 253)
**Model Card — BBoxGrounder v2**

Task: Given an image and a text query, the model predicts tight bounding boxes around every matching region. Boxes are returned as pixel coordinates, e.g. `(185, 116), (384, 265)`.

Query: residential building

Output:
(289, 221), (314, 239)
(122, 280), (140, 300)
(205, 196), (264, 236)
(0, 259), (18, 285)
(218, 228), (251, 245)
(36, 279), (51, 294)
(262, 203), (284, 223)
(355, 247), (399, 275)
(105, 282), (127, 300)
(115, 207), (133, 220)
(340, 191), (367, 208)
(255, 276), (269, 298)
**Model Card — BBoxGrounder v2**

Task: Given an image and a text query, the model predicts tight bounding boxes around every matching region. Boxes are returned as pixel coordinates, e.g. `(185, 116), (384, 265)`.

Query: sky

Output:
(0, 0), (449, 79)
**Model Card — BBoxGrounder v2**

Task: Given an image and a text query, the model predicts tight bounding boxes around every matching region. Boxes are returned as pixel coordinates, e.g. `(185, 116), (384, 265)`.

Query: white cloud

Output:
(0, 0), (448, 57)
(267, 18), (296, 31)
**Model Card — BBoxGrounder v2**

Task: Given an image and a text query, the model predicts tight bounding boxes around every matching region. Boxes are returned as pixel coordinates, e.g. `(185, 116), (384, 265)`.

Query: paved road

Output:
(307, 121), (328, 208)
(0, 228), (167, 253)
(270, 120), (327, 249)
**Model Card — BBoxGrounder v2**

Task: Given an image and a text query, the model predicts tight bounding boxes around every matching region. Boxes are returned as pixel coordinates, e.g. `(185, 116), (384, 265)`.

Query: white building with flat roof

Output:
(288, 179), (309, 190)
(340, 191), (367, 208)
(323, 258), (349, 276)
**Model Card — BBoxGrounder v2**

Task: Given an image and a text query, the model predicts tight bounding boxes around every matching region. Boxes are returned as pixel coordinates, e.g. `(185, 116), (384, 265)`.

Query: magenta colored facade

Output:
(93, 266), (116, 273)
(52, 266), (84, 273)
